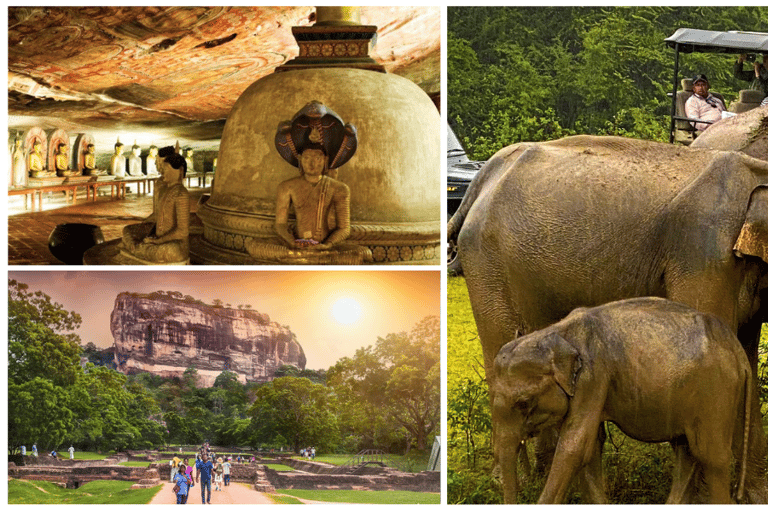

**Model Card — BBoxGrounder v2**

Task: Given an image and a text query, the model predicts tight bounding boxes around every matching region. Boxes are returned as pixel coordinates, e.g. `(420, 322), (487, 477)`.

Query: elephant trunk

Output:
(497, 425), (522, 503)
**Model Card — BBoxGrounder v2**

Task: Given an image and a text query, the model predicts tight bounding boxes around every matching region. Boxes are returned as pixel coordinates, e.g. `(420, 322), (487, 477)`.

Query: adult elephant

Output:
(447, 134), (768, 503)
(691, 104), (768, 159)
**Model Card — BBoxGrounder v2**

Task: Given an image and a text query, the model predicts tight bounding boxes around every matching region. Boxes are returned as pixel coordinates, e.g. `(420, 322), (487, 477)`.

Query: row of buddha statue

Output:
(11, 135), (197, 182)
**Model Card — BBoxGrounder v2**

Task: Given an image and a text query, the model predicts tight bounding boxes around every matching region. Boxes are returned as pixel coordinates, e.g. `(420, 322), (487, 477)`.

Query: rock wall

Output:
(110, 292), (306, 386)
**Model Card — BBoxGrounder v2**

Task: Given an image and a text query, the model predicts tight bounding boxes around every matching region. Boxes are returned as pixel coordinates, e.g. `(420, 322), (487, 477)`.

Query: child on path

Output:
(214, 457), (224, 491)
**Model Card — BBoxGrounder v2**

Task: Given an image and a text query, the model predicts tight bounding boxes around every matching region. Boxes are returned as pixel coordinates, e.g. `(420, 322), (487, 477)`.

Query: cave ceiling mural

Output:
(8, 6), (440, 144)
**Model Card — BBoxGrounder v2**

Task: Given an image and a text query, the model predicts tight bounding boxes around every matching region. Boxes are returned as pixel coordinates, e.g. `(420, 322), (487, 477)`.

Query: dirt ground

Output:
(149, 481), (275, 505)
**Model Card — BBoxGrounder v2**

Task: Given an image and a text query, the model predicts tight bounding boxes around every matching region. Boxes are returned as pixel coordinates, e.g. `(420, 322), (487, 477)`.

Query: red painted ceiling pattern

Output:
(8, 6), (440, 140)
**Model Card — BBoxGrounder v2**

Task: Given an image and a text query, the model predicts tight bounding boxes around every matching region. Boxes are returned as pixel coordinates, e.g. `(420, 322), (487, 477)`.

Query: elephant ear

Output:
(540, 333), (582, 397)
(734, 185), (768, 262)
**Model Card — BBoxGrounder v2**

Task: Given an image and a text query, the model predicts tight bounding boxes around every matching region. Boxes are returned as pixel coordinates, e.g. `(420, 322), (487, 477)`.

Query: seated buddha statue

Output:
(128, 143), (143, 176)
(110, 142), (126, 178)
(245, 101), (371, 265)
(120, 146), (189, 264)
(82, 144), (106, 176)
(28, 140), (55, 178)
(55, 143), (80, 177)
(146, 145), (160, 175)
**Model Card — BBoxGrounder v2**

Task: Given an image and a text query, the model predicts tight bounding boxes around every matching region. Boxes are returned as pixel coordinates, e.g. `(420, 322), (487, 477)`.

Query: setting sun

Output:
(332, 297), (363, 324)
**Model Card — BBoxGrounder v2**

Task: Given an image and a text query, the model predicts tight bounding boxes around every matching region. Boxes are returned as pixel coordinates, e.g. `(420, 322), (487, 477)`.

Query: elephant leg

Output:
(667, 441), (697, 504)
(687, 420), (735, 504)
(464, 267), (526, 482)
(577, 423), (607, 504)
(538, 415), (603, 504)
(737, 317), (768, 503)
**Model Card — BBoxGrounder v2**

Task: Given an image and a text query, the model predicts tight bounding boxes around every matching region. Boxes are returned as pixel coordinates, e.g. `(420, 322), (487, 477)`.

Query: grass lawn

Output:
(69, 451), (112, 460)
(262, 463), (295, 472)
(118, 461), (151, 467)
(8, 479), (161, 504)
(269, 494), (304, 504)
(275, 489), (440, 504)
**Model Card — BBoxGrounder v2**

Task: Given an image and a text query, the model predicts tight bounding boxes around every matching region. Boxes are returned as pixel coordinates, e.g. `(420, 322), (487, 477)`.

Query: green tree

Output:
(9, 280), (82, 386)
(248, 376), (339, 452)
(448, 6), (768, 158)
(68, 365), (141, 451)
(8, 378), (74, 452)
(328, 316), (440, 453)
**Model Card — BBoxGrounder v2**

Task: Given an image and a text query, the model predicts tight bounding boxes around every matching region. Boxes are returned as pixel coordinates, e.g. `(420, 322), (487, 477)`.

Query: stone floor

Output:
(8, 187), (209, 265)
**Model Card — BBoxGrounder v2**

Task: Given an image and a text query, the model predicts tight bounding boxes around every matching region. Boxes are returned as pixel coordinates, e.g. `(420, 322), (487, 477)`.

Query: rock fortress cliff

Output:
(110, 292), (306, 387)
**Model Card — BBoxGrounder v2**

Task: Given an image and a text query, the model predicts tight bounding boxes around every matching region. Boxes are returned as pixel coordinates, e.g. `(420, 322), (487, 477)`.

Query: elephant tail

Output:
(736, 367), (751, 503)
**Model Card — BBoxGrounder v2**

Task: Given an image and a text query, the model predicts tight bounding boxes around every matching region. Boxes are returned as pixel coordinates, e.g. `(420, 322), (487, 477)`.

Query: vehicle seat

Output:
(674, 78), (726, 145)
(729, 89), (766, 113)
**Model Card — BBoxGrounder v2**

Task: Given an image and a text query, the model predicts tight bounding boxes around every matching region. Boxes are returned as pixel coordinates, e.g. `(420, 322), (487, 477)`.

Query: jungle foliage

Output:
(447, 276), (768, 503)
(448, 7), (768, 160)
(8, 280), (439, 461)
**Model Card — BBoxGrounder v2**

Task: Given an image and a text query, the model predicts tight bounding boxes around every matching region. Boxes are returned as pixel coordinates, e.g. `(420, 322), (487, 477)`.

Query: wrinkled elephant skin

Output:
(448, 134), (768, 503)
(493, 298), (751, 504)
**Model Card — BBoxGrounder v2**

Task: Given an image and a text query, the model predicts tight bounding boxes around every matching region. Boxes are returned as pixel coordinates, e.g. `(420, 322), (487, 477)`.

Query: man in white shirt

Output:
(684, 74), (726, 132)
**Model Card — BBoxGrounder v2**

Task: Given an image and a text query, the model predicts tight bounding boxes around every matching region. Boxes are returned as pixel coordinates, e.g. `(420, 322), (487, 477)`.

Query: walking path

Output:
(149, 481), (275, 504)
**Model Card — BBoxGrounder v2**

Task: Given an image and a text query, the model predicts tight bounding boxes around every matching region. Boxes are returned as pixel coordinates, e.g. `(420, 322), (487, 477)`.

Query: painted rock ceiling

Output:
(8, 6), (441, 142)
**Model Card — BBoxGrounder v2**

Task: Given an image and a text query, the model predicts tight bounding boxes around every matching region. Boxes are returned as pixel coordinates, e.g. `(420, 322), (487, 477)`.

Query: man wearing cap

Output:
(734, 54), (768, 96)
(684, 74), (726, 132)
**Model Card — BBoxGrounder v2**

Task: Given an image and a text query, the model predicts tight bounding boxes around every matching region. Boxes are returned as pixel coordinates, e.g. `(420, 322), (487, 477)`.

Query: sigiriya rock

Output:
(110, 292), (306, 386)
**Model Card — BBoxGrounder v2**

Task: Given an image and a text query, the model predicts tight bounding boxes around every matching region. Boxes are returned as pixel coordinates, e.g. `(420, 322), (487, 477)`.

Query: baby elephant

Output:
(493, 297), (751, 504)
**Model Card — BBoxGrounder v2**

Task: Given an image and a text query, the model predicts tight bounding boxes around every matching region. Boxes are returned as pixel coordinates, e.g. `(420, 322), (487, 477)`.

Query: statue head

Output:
(149, 145), (158, 157)
(186, 148), (194, 157)
(132, 144), (141, 156)
(158, 145), (187, 181)
(57, 142), (68, 155)
(298, 147), (328, 178)
(32, 140), (42, 152)
(86, 143), (95, 154)
(115, 142), (124, 154)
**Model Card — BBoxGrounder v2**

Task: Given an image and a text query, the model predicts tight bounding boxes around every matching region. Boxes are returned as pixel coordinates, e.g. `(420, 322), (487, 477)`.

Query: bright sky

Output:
(9, 270), (440, 370)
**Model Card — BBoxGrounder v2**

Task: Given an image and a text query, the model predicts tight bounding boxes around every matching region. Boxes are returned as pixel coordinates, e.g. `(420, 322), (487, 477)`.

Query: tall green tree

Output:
(248, 376), (339, 452)
(8, 378), (74, 453)
(328, 316), (440, 453)
(9, 280), (82, 386)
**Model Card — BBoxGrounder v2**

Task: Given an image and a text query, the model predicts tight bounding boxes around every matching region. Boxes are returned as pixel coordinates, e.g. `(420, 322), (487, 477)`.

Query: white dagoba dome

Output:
(194, 8), (440, 264)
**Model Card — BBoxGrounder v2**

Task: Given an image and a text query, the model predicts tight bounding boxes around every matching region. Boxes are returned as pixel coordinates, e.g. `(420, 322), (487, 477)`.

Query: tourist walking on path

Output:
(173, 463), (190, 505)
(182, 458), (194, 504)
(32, 444), (38, 457)
(149, 480), (275, 504)
(222, 458), (232, 486)
(214, 457), (224, 491)
(196, 452), (214, 504)
(68, 445), (75, 460)
(21, 445), (26, 456)
(170, 454), (181, 482)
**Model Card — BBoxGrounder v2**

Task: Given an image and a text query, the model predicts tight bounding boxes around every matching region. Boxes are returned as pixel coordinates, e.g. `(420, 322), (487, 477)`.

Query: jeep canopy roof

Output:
(665, 28), (768, 54)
